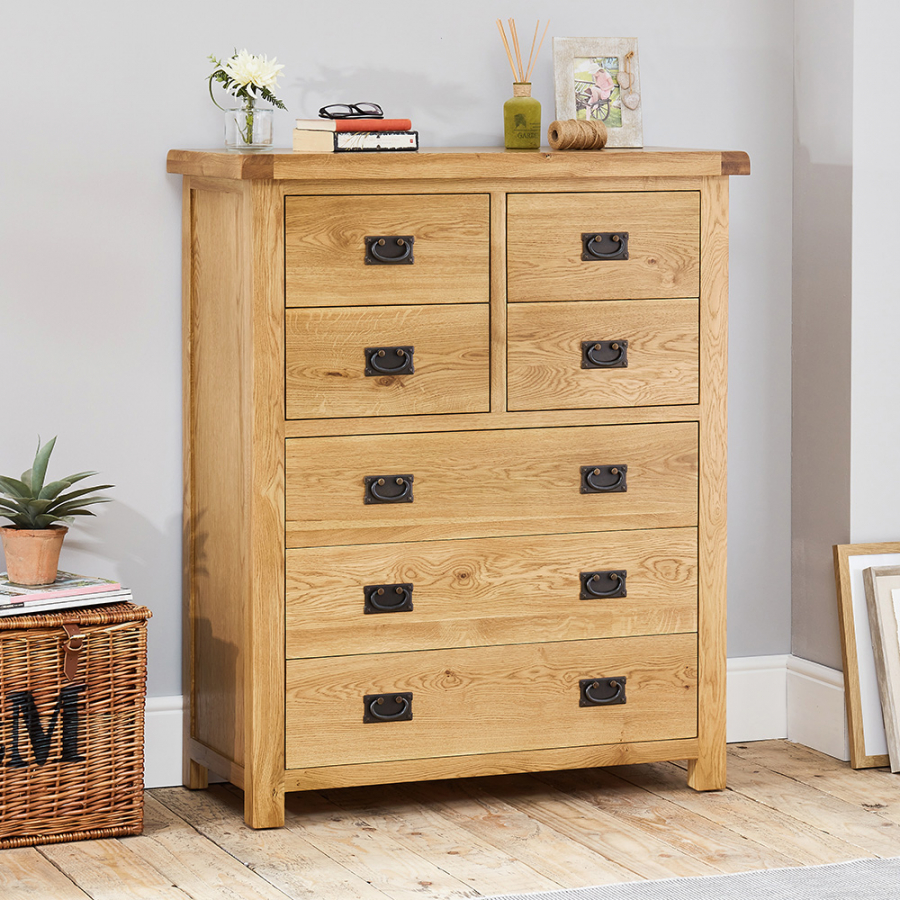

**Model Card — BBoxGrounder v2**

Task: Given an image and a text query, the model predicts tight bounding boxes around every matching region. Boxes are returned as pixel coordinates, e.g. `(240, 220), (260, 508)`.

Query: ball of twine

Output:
(547, 118), (608, 150)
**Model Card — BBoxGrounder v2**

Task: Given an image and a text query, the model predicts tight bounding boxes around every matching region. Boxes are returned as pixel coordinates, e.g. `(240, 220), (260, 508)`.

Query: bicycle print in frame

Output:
(553, 37), (643, 148)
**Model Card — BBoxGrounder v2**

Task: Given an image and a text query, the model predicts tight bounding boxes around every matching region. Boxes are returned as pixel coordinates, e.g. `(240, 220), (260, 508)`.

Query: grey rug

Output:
(487, 858), (900, 899)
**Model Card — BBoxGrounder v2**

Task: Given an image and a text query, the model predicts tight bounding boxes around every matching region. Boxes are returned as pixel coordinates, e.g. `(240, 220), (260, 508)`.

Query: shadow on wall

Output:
(63, 503), (183, 695)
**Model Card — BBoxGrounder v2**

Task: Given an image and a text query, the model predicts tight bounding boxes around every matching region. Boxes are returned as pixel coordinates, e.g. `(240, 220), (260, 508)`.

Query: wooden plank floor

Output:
(7, 741), (900, 899)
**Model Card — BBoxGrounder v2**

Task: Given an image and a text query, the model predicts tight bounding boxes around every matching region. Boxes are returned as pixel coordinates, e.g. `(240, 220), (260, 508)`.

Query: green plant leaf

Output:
(57, 471), (99, 486)
(39, 479), (74, 500)
(47, 496), (111, 517)
(20, 468), (32, 491)
(46, 485), (114, 511)
(29, 436), (57, 497)
(0, 475), (32, 498)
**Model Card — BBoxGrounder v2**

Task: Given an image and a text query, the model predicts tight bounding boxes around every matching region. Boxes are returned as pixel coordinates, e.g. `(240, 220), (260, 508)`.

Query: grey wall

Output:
(2, 0), (794, 699)
(791, 0), (853, 670)
(849, 2), (900, 544)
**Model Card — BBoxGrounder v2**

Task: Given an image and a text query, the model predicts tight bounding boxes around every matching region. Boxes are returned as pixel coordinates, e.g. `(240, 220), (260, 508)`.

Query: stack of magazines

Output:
(0, 571), (132, 617)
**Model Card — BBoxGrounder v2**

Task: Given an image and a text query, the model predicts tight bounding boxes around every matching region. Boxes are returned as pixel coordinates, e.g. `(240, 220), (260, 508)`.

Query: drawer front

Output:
(286, 528), (698, 658)
(285, 194), (490, 307)
(507, 192), (699, 302)
(285, 634), (698, 768)
(286, 304), (490, 419)
(285, 423), (698, 548)
(507, 298), (699, 411)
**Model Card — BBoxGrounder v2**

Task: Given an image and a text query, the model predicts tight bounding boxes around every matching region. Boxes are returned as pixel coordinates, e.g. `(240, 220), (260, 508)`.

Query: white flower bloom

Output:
(224, 49), (284, 91)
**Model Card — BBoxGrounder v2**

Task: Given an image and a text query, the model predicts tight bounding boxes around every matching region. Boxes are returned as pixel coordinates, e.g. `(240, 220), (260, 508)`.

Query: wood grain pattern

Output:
(507, 192), (700, 302)
(285, 304), (490, 419)
(284, 194), (489, 307)
(285, 423), (698, 548)
(687, 176), (729, 792)
(185, 183), (248, 769)
(285, 634), (697, 768)
(285, 528), (698, 658)
(284, 404), (703, 439)
(167, 147), (750, 181)
(508, 298), (699, 411)
(490, 191), (507, 411)
(0, 849), (91, 899)
(245, 179), (287, 828)
(285, 738), (699, 792)
(537, 766), (798, 874)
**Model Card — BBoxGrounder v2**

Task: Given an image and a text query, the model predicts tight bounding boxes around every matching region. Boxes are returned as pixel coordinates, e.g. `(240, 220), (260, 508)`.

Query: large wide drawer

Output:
(507, 192), (699, 302)
(285, 634), (698, 768)
(507, 298), (699, 411)
(285, 304), (490, 419)
(284, 194), (490, 307)
(285, 423), (698, 547)
(286, 528), (698, 658)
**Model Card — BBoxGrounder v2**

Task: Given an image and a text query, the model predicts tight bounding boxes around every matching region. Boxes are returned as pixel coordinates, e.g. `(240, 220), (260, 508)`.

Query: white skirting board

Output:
(142, 656), (851, 789)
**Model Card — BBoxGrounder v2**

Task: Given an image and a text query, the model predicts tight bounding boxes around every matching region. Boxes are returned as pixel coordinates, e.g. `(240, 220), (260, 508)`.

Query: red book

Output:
(295, 118), (412, 133)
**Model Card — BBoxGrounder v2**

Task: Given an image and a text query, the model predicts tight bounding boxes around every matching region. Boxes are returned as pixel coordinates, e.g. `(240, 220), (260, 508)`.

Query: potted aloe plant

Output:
(0, 437), (113, 585)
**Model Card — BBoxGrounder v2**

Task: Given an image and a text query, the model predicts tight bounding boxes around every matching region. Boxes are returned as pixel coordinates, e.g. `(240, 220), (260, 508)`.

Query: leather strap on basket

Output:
(62, 623), (84, 682)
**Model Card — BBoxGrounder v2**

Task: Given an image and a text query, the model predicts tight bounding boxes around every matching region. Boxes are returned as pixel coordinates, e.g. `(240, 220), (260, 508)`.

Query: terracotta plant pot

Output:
(0, 525), (68, 585)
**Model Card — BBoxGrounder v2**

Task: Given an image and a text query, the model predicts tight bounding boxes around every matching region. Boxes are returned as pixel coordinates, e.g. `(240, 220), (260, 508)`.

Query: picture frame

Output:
(863, 565), (900, 772)
(552, 37), (643, 148)
(833, 542), (900, 768)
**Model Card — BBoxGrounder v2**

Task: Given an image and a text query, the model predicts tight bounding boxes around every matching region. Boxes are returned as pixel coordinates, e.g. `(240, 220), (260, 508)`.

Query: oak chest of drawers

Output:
(168, 146), (749, 828)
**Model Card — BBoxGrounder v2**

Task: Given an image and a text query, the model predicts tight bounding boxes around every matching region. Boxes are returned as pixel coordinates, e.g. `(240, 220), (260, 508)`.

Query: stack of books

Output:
(293, 117), (418, 153)
(0, 571), (133, 617)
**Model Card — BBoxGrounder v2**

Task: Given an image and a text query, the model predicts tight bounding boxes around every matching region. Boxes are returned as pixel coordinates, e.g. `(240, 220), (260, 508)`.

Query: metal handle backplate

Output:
(582, 340), (628, 369)
(582, 232), (629, 261)
(365, 346), (415, 376)
(365, 235), (415, 265)
(364, 474), (414, 504)
(580, 465), (627, 493)
(580, 570), (628, 599)
(579, 677), (627, 706)
(363, 692), (414, 722)
(364, 583), (414, 614)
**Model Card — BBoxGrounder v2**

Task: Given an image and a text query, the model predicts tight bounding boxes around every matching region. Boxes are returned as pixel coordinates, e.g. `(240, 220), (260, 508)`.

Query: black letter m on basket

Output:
(1, 684), (87, 767)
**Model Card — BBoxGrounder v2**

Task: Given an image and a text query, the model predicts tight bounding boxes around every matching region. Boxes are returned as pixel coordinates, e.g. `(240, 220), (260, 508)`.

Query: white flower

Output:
(224, 49), (284, 92)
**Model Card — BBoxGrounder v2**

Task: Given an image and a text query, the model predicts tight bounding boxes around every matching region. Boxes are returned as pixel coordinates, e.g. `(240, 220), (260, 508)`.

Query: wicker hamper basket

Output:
(0, 602), (151, 848)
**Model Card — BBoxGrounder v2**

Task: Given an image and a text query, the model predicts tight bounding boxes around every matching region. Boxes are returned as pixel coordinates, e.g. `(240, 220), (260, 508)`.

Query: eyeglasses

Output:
(318, 102), (384, 120)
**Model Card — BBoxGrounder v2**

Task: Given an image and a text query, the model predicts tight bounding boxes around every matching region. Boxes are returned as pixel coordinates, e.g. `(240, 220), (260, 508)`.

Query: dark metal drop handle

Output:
(585, 467), (625, 492)
(370, 237), (412, 264)
(368, 348), (411, 374)
(586, 342), (626, 367)
(369, 585), (411, 611)
(584, 679), (625, 705)
(583, 232), (629, 260)
(584, 572), (622, 597)
(368, 695), (410, 721)
(370, 477), (412, 502)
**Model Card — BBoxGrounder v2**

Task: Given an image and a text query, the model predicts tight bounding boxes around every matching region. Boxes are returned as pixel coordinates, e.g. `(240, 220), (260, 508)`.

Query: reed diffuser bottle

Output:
(497, 19), (549, 150)
(504, 82), (541, 149)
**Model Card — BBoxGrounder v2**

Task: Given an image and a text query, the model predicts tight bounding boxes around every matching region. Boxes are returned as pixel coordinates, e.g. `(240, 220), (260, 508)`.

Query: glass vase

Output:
(225, 104), (274, 150)
(503, 82), (541, 149)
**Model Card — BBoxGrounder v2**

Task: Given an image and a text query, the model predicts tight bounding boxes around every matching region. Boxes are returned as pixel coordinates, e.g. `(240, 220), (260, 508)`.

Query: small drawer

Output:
(507, 192), (699, 302)
(285, 422), (698, 548)
(285, 194), (490, 307)
(286, 304), (490, 419)
(285, 528), (698, 658)
(507, 298), (699, 411)
(285, 634), (698, 768)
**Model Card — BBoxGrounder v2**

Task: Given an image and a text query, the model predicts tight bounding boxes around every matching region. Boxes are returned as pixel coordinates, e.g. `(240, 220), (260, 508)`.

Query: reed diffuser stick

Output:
(525, 20), (550, 82)
(525, 20), (540, 84)
(508, 18), (524, 80)
(495, 19), (519, 81)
